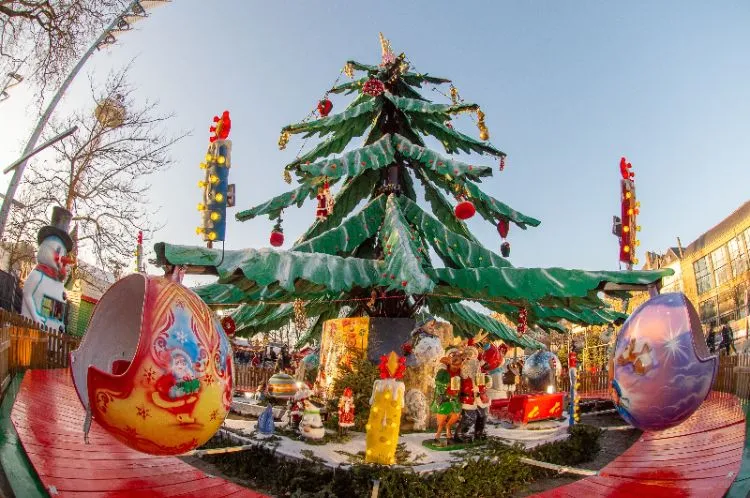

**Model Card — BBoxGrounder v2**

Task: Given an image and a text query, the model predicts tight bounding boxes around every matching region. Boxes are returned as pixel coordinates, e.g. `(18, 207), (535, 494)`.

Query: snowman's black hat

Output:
(37, 206), (73, 252)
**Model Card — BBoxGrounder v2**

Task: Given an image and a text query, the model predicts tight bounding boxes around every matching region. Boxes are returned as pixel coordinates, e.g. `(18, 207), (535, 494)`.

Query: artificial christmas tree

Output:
(155, 35), (670, 349)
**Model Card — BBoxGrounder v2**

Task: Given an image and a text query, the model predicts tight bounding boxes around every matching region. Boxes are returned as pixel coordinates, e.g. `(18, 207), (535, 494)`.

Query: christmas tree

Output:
(155, 35), (670, 348)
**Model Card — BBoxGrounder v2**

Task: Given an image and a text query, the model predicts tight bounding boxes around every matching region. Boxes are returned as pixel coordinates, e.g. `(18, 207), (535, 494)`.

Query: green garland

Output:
(202, 424), (603, 497)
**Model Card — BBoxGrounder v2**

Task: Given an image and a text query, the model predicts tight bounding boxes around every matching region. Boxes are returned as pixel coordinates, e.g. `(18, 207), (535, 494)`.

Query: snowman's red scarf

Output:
(35, 263), (66, 281)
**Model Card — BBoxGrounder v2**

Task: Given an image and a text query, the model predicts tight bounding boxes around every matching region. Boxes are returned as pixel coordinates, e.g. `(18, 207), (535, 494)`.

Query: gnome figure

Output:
(22, 206), (74, 332)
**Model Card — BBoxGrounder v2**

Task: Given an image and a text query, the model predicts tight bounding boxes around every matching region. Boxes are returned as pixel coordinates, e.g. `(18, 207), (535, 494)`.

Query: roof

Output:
(682, 200), (750, 257)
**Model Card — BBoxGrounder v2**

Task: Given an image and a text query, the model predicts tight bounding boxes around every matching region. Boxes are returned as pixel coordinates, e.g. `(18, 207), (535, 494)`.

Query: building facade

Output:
(643, 201), (750, 341)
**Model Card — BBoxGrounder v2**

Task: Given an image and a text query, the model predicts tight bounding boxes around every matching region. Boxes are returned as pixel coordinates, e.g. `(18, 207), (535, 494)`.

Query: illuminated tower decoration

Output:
(135, 230), (145, 273)
(365, 351), (406, 465)
(615, 157), (640, 269)
(197, 111), (235, 247)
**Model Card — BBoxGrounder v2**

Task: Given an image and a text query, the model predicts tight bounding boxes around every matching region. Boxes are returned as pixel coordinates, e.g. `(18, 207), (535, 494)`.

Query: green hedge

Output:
(203, 424), (603, 497)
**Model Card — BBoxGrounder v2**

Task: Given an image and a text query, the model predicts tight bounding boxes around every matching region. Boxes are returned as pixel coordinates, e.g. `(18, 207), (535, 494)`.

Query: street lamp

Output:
(0, 0), (170, 238)
(0, 70), (25, 103)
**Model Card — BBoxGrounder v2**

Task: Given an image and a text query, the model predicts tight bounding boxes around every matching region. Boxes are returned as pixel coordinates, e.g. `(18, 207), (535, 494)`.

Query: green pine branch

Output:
(385, 92), (478, 117)
(406, 113), (504, 157)
(298, 134), (395, 179)
(397, 196), (511, 269)
(412, 167), (478, 242)
(235, 184), (316, 222)
(393, 133), (492, 180)
(293, 195), (387, 255)
(283, 99), (381, 139)
(295, 168), (381, 243)
(379, 194), (435, 295)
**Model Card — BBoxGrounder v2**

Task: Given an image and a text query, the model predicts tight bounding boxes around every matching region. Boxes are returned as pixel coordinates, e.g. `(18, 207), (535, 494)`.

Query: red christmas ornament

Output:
(497, 218), (510, 239)
(221, 316), (236, 337)
(270, 229), (284, 247)
(500, 241), (511, 257)
(317, 99), (333, 117)
(454, 200), (476, 220)
(362, 78), (385, 97)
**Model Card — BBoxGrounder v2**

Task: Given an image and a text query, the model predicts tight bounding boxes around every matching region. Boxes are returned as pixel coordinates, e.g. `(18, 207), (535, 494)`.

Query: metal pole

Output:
(0, 0), (142, 238)
(2, 126), (78, 174)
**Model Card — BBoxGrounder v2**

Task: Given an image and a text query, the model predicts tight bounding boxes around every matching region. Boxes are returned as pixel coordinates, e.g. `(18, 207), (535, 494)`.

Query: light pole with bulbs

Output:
(0, 0), (170, 239)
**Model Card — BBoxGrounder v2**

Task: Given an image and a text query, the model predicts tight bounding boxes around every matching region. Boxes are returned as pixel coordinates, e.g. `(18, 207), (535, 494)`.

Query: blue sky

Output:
(1, 1), (748, 278)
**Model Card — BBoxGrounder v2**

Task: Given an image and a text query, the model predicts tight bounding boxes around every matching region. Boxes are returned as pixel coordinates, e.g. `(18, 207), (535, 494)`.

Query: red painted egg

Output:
(70, 274), (233, 455)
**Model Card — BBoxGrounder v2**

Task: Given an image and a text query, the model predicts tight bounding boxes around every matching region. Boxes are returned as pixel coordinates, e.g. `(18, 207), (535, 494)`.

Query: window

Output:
(699, 297), (718, 324)
(694, 256), (714, 294)
(727, 237), (748, 277)
(711, 247), (731, 286)
(736, 282), (749, 319)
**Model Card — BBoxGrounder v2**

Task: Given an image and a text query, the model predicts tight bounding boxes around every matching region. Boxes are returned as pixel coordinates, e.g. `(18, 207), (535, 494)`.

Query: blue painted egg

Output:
(612, 292), (717, 431)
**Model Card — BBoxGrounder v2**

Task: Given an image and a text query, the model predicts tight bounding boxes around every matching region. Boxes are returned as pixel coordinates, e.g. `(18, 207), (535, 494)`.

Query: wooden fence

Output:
(0, 309), (81, 394)
(233, 363), (275, 392)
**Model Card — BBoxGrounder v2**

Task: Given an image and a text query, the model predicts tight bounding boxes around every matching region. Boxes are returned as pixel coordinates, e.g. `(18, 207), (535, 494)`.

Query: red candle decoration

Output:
(317, 99), (333, 117)
(454, 200), (476, 220)
(209, 110), (231, 142)
(497, 218), (510, 239)
(378, 352), (406, 379)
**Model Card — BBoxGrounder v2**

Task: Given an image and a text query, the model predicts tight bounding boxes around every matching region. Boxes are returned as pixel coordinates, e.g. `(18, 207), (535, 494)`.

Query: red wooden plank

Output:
(10, 369), (269, 498)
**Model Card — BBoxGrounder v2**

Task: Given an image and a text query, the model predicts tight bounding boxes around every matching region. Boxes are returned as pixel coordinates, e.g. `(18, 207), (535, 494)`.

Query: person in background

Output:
(706, 324), (717, 354)
(721, 323), (736, 355)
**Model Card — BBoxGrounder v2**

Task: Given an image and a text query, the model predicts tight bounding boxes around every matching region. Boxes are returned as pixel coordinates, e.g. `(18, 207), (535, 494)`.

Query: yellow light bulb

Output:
(623, 246), (630, 253)
(625, 192), (631, 199)
(622, 226), (629, 233)
(365, 424), (371, 430)
(210, 212), (221, 221)
(199, 162), (207, 169)
(628, 208), (634, 215)
(208, 231), (217, 241)
(198, 180), (207, 188)
(209, 175), (219, 184)
(384, 392), (391, 400)
(636, 225), (642, 231)
(636, 201), (641, 208)
(366, 449), (372, 455)
(197, 203), (206, 211)
(214, 192), (224, 202)
(373, 407), (379, 413)
(217, 156), (226, 165)
(634, 258), (640, 265)
(635, 240), (641, 246)
(196, 227), (204, 234)
(205, 154), (212, 162)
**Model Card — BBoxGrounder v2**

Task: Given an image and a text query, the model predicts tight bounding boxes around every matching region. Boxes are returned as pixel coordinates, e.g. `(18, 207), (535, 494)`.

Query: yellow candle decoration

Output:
(365, 351), (405, 465)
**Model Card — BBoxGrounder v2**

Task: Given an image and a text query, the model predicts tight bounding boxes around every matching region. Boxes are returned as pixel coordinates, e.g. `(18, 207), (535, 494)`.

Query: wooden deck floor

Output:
(531, 391), (746, 497)
(10, 369), (268, 498)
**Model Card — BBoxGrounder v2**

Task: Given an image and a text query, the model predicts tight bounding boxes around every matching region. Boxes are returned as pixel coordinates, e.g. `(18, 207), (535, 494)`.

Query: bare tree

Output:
(7, 63), (187, 275)
(0, 0), (126, 94)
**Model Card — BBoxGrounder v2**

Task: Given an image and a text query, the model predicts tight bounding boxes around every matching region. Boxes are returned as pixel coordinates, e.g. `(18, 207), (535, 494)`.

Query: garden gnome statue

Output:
(337, 387), (355, 434)
(22, 206), (74, 332)
(453, 344), (490, 443)
(430, 346), (463, 443)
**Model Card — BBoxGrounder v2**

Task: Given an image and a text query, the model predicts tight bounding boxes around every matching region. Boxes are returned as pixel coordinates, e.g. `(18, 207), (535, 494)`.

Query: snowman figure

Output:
(299, 399), (325, 440)
(22, 206), (74, 332)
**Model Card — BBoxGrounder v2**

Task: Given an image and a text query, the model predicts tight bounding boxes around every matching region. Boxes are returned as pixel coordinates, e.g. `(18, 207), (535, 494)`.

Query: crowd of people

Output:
(706, 323), (737, 355)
